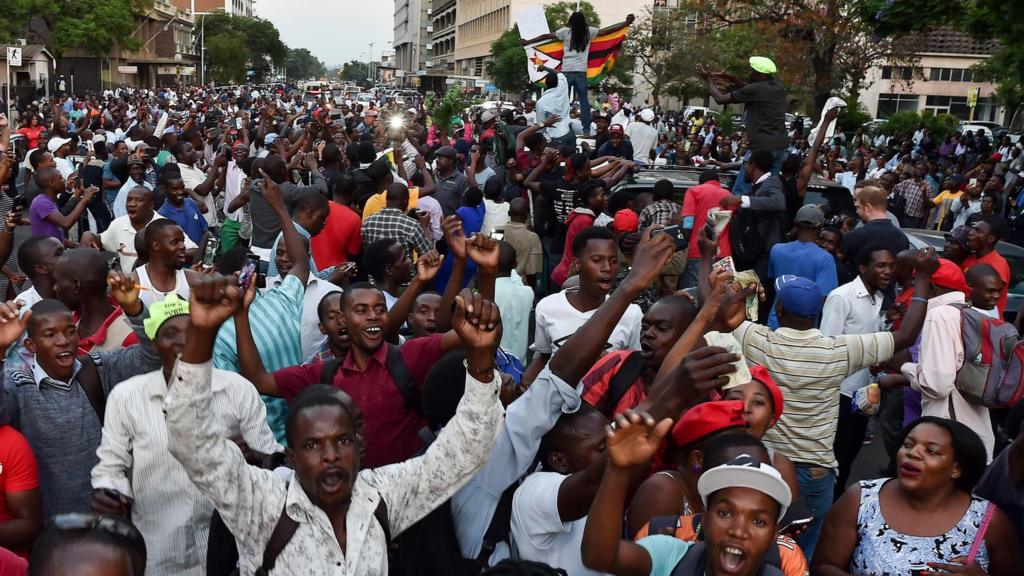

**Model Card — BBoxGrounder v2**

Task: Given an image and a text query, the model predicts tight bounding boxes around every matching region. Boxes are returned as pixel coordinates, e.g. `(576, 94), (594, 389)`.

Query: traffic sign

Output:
(6, 47), (21, 67)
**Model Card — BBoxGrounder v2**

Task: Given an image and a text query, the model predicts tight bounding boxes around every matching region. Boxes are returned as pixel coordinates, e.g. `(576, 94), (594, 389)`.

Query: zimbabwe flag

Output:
(530, 25), (630, 86)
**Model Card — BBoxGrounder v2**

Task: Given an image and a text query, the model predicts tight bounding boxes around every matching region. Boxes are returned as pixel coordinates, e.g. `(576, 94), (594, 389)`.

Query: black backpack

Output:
(320, 343), (424, 417)
(730, 207), (766, 271)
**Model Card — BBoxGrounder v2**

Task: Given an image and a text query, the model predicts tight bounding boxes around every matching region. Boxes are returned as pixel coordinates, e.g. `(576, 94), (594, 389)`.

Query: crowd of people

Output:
(0, 34), (1022, 576)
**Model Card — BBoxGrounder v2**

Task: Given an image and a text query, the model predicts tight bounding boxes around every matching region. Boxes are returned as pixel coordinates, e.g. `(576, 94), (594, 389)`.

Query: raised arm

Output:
(366, 290), (504, 536)
(45, 185), (97, 230)
(234, 280), (281, 397)
(890, 249), (938, 352)
(582, 410), (673, 576)
(383, 251), (442, 343)
(258, 168), (309, 284)
(798, 107), (840, 195)
(437, 216), (468, 333)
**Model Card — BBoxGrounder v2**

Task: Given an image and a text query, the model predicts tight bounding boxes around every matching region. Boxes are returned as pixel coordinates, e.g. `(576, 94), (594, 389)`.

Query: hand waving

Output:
(606, 409), (673, 469)
(188, 273), (244, 332)
(466, 233), (500, 274)
(0, 301), (29, 351)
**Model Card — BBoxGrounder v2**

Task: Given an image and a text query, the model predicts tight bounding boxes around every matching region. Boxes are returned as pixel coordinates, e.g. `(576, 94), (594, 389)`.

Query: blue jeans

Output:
(794, 465), (835, 562)
(731, 148), (789, 195)
(564, 71), (591, 133)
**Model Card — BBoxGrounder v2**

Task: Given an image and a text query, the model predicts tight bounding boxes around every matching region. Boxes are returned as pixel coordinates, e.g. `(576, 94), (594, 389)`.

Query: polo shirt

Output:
(963, 250), (1010, 316)
(733, 321), (894, 469)
(158, 198), (208, 244)
(434, 170), (468, 216)
(766, 240), (837, 329)
(819, 276), (886, 396)
(273, 334), (445, 468)
(76, 306), (139, 355)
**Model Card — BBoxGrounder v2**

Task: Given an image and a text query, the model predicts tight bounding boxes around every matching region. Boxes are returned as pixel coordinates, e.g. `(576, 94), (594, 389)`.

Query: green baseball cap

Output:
(143, 295), (190, 339)
(749, 56), (777, 75)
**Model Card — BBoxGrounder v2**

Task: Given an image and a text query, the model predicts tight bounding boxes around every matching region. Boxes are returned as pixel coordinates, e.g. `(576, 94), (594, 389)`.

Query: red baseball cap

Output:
(609, 124), (624, 135)
(671, 400), (747, 447)
(613, 209), (639, 234)
(931, 258), (968, 294)
(750, 365), (784, 425)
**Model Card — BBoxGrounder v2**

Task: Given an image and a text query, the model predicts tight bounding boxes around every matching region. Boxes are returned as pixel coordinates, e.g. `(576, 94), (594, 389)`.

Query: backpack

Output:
(889, 190), (908, 222)
(952, 304), (1024, 408)
(606, 351), (646, 415)
(319, 344), (424, 417)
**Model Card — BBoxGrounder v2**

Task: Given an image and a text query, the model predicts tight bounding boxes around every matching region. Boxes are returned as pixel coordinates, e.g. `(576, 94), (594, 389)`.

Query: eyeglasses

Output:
(52, 513), (145, 544)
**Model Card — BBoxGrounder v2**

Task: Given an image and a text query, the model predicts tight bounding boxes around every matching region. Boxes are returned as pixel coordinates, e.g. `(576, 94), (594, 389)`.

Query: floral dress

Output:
(851, 479), (990, 575)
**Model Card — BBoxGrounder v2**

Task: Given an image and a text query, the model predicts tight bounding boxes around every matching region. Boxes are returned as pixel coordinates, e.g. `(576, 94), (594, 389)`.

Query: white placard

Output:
(516, 6), (549, 41)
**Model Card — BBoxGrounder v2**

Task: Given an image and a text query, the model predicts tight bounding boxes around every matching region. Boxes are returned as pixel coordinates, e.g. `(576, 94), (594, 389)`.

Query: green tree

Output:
(0, 0), (150, 55)
(286, 48), (326, 81)
(340, 61), (370, 82)
(196, 12), (287, 83)
(205, 34), (249, 84)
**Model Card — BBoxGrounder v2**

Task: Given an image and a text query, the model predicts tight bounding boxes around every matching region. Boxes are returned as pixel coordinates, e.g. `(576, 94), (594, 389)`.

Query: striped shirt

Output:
(214, 274), (304, 442)
(91, 368), (282, 575)
(732, 321), (894, 470)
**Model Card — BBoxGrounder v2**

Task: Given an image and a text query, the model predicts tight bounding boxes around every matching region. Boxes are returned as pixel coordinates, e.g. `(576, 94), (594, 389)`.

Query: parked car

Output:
(903, 228), (1024, 322)
(958, 124), (995, 141)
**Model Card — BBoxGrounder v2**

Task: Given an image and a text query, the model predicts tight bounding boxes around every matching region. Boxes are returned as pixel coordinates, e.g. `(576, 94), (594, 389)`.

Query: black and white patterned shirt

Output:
(361, 207), (434, 261)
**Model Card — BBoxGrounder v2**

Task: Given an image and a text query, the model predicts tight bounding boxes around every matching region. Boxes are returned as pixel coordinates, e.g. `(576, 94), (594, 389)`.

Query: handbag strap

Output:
(966, 502), (995, 564)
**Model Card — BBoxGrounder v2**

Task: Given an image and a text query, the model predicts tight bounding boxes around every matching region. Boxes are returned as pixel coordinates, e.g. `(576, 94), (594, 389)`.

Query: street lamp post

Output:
(200, 14), (206, 86)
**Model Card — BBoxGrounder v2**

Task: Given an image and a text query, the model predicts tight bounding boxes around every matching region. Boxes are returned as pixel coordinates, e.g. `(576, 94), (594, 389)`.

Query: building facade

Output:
(394, 0), (431, 88)
(170, 0), (253, 18)
(858, 29), (1006, 124)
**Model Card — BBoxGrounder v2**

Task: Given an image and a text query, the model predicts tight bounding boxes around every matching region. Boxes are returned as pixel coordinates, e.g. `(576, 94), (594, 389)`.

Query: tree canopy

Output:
(286, 48), (326, 82)
(0, 0), (149, 55)
(199, 13), (288, 84)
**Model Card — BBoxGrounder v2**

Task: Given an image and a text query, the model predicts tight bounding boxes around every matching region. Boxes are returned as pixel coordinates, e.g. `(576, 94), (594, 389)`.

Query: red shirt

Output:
(0, 426), (39, 558)
(963, 250), (1010, 315)
(581, 351), (648, 417)
(893, 286), (915, 331)
(311, 202), (363, 270)
(682, 180), (733, 259)
(274, 334), (445, 468)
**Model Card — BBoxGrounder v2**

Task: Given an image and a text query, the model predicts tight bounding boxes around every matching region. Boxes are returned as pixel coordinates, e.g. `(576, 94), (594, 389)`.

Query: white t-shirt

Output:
(625, 121), (658, 164)
(482, 199), (510, 236)
(531, 290), (642, 355)
(511, 471), (607, 576)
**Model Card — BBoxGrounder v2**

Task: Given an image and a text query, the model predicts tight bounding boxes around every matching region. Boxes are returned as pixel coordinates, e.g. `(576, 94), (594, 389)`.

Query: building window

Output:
(876, 93), (919, 118)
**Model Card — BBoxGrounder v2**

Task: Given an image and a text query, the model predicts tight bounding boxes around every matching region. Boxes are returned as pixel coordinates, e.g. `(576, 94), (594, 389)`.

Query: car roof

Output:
(904, 228), (1024, 257)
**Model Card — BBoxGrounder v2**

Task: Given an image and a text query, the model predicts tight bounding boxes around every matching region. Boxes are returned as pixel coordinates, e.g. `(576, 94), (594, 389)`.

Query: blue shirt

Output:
(158, 198), (208, 244)
(767, 240), (838, 329)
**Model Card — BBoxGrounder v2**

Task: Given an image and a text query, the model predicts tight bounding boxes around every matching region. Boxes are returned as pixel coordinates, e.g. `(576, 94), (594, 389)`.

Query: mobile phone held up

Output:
(200, 235), (220, 268)
(653, 225), (688, 252)
(239, 253), (260, 291)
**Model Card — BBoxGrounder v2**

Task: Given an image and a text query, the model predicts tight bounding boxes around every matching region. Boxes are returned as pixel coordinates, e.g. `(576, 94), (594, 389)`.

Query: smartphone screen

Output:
(239, 254), (259, 290)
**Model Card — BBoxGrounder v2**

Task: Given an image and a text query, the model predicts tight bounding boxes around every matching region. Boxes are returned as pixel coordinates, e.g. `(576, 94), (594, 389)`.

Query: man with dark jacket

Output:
(720, 149), (787, 280)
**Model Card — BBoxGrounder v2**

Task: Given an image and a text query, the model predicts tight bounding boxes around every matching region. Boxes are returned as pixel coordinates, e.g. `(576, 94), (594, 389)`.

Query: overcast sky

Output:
(256, 0), (395, 68)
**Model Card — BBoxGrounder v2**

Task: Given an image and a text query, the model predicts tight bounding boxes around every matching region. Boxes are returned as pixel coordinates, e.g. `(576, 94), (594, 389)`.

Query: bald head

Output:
(386, 183), (410, 210)
(509, 197), (529, 222)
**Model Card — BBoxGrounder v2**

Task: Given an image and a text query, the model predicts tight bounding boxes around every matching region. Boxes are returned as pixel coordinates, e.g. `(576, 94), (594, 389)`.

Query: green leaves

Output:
(286, 48), (326, 82)
(196, 12), (288, 84)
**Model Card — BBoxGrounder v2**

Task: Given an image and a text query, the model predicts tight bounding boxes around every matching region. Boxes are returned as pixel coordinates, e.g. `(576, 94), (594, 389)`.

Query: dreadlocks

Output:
(568, 11), (590, 53)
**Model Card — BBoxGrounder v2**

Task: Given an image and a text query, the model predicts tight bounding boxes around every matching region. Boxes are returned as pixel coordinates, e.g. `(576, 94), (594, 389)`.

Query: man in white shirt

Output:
(221, 142), (249, 250)
(91, 297), (282, 576)
(535, 70), (572, 145)
(820, 245), (893, 490)
(524, 227), (642, 384)
(264, 266), (341, 360)
(174, 141), (221, 227)
(83, 185), (196, 272)
(625, 109), (659, 165)
(163, 273), (505, 575)
(48, 137), (76, 181)
(113, 157), (154, 218)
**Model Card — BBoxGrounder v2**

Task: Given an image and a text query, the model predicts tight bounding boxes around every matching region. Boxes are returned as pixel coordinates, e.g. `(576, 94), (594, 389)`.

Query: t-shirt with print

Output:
(0, 425), (39, 557)
(511, 471), (604, 575)
(532, 290), (642, 355)
(29, 194), (64, 240)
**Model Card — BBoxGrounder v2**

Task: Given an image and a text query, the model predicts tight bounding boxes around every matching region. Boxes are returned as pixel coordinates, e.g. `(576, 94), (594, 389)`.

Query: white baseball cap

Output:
(639, 108), (656, 123)
(47, 137), (72, 153)
(697, 454), (792, 521)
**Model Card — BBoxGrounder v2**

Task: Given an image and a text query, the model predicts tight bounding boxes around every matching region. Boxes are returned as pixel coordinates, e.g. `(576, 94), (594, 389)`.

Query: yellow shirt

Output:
(931, 189), (962, 229)
(362, 187), (420, 219)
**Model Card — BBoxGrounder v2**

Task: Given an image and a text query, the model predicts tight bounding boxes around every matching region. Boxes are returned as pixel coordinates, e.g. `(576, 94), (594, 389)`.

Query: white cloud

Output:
(256, 0), (395, 68)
